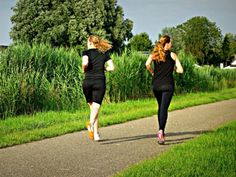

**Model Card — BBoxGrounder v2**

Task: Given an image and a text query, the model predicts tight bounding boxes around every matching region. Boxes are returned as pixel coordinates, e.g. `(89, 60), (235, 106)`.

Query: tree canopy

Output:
(161, 16), (223, 65)
(128, 32), (153, 51)
(10, 0), (133, 52)
(222, 33), (236, 65)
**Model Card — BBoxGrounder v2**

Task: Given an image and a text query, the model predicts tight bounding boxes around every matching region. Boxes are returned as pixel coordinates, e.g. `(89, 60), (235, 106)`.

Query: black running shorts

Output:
(82, 78), (106, 105)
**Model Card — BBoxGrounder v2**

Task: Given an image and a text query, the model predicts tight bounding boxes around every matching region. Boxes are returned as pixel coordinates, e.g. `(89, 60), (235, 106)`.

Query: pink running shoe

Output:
(157, 131), (165, 145)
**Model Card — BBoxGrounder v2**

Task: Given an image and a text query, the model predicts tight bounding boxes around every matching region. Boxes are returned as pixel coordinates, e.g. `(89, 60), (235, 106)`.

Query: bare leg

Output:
(94, 115), (99, 135)
(89, 102), (100, 135)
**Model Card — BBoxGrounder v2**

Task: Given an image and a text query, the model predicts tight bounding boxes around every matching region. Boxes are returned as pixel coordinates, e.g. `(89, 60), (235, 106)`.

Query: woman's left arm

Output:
(171, 52), (183, 74)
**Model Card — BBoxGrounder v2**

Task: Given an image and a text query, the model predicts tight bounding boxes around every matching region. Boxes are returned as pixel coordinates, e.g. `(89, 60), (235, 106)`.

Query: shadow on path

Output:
(100, 130), (212, 145)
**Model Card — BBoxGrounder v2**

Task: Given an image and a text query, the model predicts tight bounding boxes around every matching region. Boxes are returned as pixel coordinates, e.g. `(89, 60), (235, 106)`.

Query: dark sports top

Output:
(153, 51), (175, 87)
(82, 48), (111, 79)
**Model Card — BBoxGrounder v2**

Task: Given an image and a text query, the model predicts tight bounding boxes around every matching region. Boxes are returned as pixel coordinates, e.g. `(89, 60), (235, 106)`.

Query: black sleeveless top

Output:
(82, 49), (111, 79)
(153, 51), (175, 90)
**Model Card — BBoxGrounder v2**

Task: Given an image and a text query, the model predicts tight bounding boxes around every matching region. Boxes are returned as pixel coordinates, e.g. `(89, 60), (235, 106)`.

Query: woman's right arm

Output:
(145, 55), (154, 76)
(171, 52), (183, 74)
(82, 55), (89, 73)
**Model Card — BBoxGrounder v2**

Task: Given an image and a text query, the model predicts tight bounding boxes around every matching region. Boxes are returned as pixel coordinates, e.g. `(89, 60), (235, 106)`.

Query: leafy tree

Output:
(181, 17), (222, 64)
(128, 32), (152, 51)
(229, 34), (236, 55)
(221, 33), (236, 65)
(222, 34), (231, 65)
(161, 26), (184, 53)
(10, 0), (133, 52)
(160, 16), (222, 65)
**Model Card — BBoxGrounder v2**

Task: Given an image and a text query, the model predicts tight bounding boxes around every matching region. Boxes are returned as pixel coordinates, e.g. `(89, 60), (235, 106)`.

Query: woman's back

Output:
(153, 51), (175, 87)
(82, 49), (110, 79)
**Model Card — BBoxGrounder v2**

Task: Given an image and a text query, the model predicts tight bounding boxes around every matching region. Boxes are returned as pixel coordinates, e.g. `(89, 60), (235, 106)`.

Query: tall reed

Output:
(0, 43), (84, 118)
(174, 51), (236, 93)
(0, 44), (235, 119)
(106, 50), (152, 102)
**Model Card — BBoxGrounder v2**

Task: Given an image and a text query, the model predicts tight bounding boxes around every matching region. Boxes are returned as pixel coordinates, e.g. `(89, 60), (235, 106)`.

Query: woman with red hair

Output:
(82, 35), (115, 141)
(145, 35), (183, 144)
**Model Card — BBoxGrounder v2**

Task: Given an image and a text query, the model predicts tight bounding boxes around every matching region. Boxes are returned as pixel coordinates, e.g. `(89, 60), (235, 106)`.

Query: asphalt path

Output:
(0, 99), (236, 177)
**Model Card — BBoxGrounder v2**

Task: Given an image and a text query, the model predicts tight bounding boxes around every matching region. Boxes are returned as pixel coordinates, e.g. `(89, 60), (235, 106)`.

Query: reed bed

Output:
(0, 44), (235, 118)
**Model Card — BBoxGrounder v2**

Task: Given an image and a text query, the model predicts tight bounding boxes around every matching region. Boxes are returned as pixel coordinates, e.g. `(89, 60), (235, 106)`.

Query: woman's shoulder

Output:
(82, 50), (88, 56)
(82, 48), (98, 56)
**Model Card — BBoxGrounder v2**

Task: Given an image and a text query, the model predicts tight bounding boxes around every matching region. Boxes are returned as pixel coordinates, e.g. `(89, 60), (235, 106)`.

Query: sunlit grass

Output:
(114, 120), (236, 177)
(0, 88), (236, 148)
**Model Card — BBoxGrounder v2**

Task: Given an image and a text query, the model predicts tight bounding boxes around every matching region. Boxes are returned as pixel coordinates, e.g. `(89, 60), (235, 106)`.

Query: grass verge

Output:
(0, 88), (236, 148)
(114, 120), (236, 177)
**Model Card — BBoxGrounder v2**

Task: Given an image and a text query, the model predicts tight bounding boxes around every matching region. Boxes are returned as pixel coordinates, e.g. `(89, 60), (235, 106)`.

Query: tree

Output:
(160, 16), (222, 65)
(222, 33), (236, 65)
(222, 34), (231, 65)
(128, 32), (152, 51)
(10, 0), (133, 52)
(180, 16), (222, 65)
(161, 26), (184, 53)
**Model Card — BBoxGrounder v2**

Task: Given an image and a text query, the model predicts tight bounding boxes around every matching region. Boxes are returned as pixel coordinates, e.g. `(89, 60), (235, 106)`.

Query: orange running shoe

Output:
(86, 121), (94, 140)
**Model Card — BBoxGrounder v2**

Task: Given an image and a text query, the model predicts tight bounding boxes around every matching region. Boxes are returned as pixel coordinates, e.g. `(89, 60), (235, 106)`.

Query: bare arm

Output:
(82, 55), (89, 73)
(145, 55), (154, 76)
(105, 59), (115, 72)
(171, 52), (183, 74)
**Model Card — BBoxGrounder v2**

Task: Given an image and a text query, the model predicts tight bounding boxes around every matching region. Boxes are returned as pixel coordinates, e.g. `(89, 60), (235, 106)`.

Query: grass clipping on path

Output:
(114, 120), (236, 177)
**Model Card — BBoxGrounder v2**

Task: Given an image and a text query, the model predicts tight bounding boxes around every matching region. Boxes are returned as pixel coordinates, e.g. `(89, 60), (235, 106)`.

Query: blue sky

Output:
(0, 0), (236, 45)
(118, 0), (236, 42)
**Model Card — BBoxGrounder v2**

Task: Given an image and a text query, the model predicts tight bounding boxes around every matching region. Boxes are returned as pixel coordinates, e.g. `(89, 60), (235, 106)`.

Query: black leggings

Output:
(153, 89), (173, 132)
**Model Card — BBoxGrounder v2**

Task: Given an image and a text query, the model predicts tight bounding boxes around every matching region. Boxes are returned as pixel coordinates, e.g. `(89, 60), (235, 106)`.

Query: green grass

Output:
(0, 88), (236, 148)
(114, 120), (236, 177)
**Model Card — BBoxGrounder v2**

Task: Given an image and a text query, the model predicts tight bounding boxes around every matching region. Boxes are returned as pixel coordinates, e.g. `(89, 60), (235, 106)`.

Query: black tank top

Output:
(82, 49), (111, 79)
(153, 51), (175, 89)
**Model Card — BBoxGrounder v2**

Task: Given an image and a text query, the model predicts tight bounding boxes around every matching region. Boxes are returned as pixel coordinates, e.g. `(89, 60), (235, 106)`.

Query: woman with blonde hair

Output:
(82, 35), (115, 141)
(145, 35), (183, 144)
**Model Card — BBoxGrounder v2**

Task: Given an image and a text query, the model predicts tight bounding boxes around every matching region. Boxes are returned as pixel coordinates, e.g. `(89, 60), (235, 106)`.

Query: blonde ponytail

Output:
(88, 35), (112, 53)
(151, 42), (165, 62)
(151, 35), (171, 62)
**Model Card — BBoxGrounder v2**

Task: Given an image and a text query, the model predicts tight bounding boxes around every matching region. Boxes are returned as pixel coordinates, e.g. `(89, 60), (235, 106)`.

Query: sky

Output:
(0, 0), (236, 45)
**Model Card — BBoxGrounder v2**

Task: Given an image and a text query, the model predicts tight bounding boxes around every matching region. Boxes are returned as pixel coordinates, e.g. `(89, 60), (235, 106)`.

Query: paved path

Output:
(0, 99), (236, 177)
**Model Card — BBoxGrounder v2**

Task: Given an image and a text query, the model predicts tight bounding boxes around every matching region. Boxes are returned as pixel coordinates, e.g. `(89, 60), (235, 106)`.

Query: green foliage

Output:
(175, 51), (236, 93)
(0, 43), (236, 118)
(106, 50), (152, 102)
(181, 17), (222, 64)
(222, 33), (236, 65)
(161, 16), (223, 65)
(10, 0), (133, 52)
(174, 51), (197, 93)
(0, 43), (84, 118)
(160, 27), (184, 52)
(222, 34), (231, 63)
(128, 32), (153, 51)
